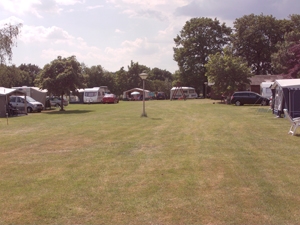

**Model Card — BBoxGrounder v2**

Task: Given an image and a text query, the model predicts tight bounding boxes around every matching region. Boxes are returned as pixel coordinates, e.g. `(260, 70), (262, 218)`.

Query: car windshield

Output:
(24, 96), (37, 102)
(104, 94), (114, 97)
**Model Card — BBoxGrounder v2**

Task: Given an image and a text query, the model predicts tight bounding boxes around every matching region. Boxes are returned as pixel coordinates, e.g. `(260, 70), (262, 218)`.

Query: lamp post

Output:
(139, 72), (148, 117)
(204, 82), (208, 98)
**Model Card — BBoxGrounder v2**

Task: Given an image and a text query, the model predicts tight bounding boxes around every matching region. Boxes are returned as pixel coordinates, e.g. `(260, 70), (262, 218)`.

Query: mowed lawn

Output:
(0, 99), (300, 224)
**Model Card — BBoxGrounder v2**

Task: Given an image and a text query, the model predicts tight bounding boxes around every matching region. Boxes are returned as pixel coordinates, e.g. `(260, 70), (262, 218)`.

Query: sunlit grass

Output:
(0, 99), (300, 224)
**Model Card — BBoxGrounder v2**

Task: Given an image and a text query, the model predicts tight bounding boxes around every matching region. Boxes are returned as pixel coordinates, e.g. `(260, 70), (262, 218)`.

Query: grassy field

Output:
(0, 99), (300, 224)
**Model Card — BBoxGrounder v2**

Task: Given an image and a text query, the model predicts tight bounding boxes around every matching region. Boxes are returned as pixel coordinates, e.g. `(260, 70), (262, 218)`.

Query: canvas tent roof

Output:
(271, 79), (300, 89)
(0, 87), (25, 96)
(270, 79), (300, 118)
(0, 87), (26, 117)
(123, 88), (150, 99)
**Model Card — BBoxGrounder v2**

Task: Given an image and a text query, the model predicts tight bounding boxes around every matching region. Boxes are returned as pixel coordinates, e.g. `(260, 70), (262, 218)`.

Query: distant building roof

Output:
(250, 75), (286, 86)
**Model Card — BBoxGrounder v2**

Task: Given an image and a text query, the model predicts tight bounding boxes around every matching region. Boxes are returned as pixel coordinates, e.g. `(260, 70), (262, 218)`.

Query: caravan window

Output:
(85, 92), (97, 97)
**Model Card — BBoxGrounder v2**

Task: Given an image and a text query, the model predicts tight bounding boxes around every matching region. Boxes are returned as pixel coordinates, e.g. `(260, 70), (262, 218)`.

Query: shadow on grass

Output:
(44, 110), (93, 115)
(150, 117), (162, 120)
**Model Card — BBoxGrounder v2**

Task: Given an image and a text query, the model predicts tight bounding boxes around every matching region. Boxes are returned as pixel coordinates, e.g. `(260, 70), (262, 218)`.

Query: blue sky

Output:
(1, 0), (300, 73)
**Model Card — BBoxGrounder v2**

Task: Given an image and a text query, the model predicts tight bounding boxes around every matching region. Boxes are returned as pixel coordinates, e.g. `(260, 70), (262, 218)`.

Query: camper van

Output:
(170, 87), (198, 99)
(83, 86), (110, 103)
(260, 82), (273, 99)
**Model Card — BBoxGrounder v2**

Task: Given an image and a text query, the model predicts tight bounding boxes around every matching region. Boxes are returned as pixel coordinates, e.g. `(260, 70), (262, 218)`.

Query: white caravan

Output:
(260, 82), (273, 99)
(170, 87), (198, 99)
(83, 86), (110, 103)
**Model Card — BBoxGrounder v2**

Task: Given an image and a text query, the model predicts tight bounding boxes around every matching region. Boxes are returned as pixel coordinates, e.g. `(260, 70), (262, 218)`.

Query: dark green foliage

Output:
(173, 17), (232, 94)
(18, 63), (41, 86)
(205, 47), (252, 95)
(35, 56), (85, 110)
(0, 64), (23, 87)
(232, 13), (295, 75)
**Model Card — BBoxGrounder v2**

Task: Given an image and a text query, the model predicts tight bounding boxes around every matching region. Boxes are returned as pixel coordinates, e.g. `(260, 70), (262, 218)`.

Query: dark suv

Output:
(156, 92), (166, 100)
(231, 91), (269, 106)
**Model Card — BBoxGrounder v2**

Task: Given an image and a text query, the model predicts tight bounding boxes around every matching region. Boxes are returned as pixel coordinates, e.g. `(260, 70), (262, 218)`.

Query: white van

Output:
(83, 86), (110, 103)
(10, 96), (44, 113)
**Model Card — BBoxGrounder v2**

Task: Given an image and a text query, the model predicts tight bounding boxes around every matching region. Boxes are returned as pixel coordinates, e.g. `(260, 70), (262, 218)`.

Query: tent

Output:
(12, 86), (47, 106)
(0, 87), (26, 117)
(271, 79), (300, 118)
(123, 88), (151, 100)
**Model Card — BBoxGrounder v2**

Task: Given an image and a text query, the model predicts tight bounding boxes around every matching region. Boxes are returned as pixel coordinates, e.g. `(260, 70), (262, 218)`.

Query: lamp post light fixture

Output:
(139, 72), (148, 117)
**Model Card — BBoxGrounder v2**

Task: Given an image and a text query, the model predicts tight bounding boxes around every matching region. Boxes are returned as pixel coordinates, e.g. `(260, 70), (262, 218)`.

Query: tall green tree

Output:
(18, 63), (41, 86)
(147, 67), (173, 81)
(173, 17), (232, 94)
(205, 47), (252, 96)
(147, 67), (173, 98)
(271, 31), (300, 74)
(232, 14), (294, 75)
(127, 61), (149, 89)
(85, 65), (106, 88)
(0, 23), (22, 64)
(35, 56), (85, 110)
(272, 31), (300, 78)
(114, 67), (129, 96)
(0, 64), (23, 87)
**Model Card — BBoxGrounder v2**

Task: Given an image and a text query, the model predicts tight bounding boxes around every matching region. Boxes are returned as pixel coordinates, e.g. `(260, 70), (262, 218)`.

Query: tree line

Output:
(174, 14), (300, 95)
(0, 59), (173, 98)
(1, 13), (300, 98)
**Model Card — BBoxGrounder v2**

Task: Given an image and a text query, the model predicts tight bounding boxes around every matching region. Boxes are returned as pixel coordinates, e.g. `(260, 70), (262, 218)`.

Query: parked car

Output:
(156, 92), (166, 100)
(47, 96), (69, 107)
(230, 91), (270, 106)
(102, 94), (119, 104)
(10, 95), (44, 113)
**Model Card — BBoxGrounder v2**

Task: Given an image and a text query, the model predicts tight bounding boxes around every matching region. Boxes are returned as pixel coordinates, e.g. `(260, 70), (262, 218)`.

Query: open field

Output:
(1, 99), (300, 224)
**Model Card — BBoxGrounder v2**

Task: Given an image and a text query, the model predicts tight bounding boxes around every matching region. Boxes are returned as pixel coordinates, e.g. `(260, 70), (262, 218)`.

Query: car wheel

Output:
(235, 101), (241, 106)
(27, 107), (33, 113)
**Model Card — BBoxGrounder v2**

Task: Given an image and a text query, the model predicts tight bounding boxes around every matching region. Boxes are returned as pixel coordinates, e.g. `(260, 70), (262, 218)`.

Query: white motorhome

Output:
(260, 82), (273, 99)
(170, 87), (198, 100)
(83, 86), (110, 103)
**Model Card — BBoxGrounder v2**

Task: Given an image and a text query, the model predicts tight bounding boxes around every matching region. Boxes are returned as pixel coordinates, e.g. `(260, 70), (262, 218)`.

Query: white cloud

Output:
(0, 0), (42, 16)
(0, 16), (24, 26)
(3, 0), (300, 73)
(0, 0), (86, 17)
(55, 0), (85, 6)
(86, 5), (104, 10)
(115, 29), (124, 33)
(19, 25), (74, 44)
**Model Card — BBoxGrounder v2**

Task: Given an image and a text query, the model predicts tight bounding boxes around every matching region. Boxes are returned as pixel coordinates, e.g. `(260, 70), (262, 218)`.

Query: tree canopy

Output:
(205, 47), (252, 95)
(0, 23), (22, 64)
(272, 31), (300, 78)
(231, 14), (300, 75)
(173, 17), (232, 94)
(35, 56), (85, 110)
